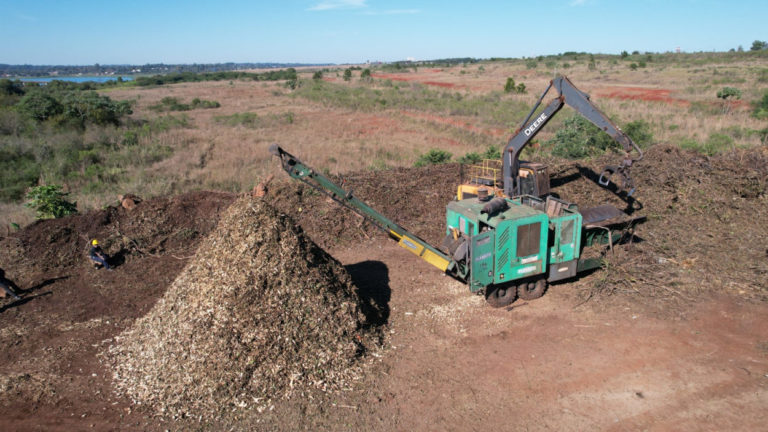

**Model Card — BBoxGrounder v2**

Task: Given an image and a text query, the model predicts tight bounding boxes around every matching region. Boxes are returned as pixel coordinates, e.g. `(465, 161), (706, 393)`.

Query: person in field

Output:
(89, 239), (112, 270)
(0, 268), (22, 300)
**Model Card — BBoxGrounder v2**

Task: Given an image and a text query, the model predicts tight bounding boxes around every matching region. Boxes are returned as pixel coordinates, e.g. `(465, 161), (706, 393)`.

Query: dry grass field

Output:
(2, 53), (767, 228)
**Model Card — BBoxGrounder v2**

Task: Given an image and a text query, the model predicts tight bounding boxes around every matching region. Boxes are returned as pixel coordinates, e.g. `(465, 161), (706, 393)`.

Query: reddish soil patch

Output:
(595, 86), (690, 106)
(350, 114), (403, 137)
(370, 73), (465, 90)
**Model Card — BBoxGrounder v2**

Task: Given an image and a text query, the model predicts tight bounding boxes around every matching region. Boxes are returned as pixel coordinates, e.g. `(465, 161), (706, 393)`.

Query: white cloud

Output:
(308, 0), (367, 11)
(360, 9), (420, 15)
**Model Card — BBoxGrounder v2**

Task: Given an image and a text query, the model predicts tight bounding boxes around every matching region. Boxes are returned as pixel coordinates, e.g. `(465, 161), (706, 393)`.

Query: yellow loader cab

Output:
(458, 159), (550, 200)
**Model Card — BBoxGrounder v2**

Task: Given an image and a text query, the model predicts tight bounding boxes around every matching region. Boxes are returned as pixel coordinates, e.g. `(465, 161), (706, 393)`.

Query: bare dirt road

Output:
(328, 240), (768, 432)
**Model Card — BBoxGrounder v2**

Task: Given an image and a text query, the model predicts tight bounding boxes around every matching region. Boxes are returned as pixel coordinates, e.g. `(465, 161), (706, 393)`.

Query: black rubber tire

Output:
(518, 278), (547, 300)
(485, 284), (517, 308)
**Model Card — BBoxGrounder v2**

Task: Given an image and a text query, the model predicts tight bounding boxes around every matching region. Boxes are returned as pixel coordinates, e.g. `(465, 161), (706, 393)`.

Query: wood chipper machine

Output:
(270, 75), (644, 307)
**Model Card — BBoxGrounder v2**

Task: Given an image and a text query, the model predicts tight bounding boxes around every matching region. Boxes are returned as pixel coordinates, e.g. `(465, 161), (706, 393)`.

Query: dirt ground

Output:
(0, 147), (767, 430)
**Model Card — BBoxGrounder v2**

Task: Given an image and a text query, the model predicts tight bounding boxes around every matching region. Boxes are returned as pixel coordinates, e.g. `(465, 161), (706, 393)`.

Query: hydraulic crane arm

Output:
(269, 144), (456, 273)
(502, 75), (644, 197)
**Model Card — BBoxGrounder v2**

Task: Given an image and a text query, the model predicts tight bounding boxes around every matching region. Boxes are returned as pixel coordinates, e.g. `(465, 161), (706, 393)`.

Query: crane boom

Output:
(502, 75), (644, 197)
(269, 144), (456, 273)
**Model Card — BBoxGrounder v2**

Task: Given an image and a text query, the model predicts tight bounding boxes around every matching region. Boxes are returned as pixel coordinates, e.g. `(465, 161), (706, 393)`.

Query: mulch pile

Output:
(105, 196), (374, 420)
(272, 144), (768, 308)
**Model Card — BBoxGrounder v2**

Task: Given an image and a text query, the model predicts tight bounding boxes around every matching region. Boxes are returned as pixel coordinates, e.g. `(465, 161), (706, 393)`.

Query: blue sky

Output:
(1, 0), (766, 65)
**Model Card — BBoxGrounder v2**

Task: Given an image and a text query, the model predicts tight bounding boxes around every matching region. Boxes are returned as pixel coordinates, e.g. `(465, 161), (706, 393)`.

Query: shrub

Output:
(525, 59), (538, 69)
(312, 71), (323, 80)
(547, 115), (654, 159)
(151, 97), (220, 112)
(757, 69), (768, 83)
(25, 185), (78, 219)
(504, 78), (526, 94)
(343, 69), (352, 81)
(360, 69), (371, 81)
(504, 77), (516, 93)
(679, 133), (734, 156)
(622, 120), (654, 147)
(717, 87), (742, 114)
(717, 87), (741, 100)
(0, 145), (39, 201)
(482, 145), (501, 159)
(285, 78), (299, 90)
(752, 91), (768, 119)
(458, 152), (482, 164)
(414, 148), (452, 167)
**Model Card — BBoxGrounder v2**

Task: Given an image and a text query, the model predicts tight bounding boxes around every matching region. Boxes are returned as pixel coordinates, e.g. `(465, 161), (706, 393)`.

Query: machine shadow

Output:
(345, 260), (391, 328)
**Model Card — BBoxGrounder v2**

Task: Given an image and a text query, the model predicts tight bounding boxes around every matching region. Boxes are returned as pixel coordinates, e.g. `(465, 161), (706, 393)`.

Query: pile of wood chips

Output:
(105, 196), (373, 420)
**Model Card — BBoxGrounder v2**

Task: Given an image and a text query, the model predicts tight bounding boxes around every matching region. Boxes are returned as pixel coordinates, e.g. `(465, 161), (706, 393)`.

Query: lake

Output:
(18, 76), (134, 83)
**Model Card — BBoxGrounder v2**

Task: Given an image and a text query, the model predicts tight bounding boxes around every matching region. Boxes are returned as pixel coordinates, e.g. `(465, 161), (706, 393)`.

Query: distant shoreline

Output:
(16, 76), (134, 84)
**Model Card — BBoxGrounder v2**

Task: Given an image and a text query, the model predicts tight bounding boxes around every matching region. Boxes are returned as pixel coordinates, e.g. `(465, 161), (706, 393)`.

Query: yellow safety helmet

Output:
(91, 239), (99, 246)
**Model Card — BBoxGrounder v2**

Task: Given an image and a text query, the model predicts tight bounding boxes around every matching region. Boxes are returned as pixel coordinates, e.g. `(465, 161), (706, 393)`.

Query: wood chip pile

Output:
(105, 197), (371, 420)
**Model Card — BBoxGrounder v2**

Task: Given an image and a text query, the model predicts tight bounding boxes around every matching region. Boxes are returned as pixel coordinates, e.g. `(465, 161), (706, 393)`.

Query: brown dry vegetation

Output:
(4, 53), (767, 228)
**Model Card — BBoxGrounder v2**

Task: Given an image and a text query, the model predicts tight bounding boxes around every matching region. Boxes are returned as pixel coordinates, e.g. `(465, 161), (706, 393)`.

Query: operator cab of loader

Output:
(458, 160), (550, 200)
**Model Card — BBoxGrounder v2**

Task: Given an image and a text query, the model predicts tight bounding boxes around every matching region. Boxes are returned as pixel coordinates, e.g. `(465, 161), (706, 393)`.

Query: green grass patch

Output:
(214, 111), (295, 128)
(678, 133), (735, 156)
(149, 97), (220, 112)
(292, 80), (530, 128)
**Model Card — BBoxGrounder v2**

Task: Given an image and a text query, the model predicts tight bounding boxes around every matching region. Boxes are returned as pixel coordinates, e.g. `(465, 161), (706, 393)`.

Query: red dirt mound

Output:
(595, 86), (690, 106)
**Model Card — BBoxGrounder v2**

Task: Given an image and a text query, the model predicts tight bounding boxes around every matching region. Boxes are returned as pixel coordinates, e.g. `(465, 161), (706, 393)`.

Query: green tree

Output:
(620, 50), (629, 58)
(61, 91), (132, 127)
(17, 91), (63, 121)
(0, 79), (24, 96)
(343, 68), (352, 81)
(25, 185), (78, 219)
(312, 70), (323, 80)
(750, 40), (768, 51)
(360, 68), (372, 80)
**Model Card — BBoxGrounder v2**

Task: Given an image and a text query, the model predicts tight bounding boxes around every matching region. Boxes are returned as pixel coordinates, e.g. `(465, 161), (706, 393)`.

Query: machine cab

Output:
(517, 162), (550, 197)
